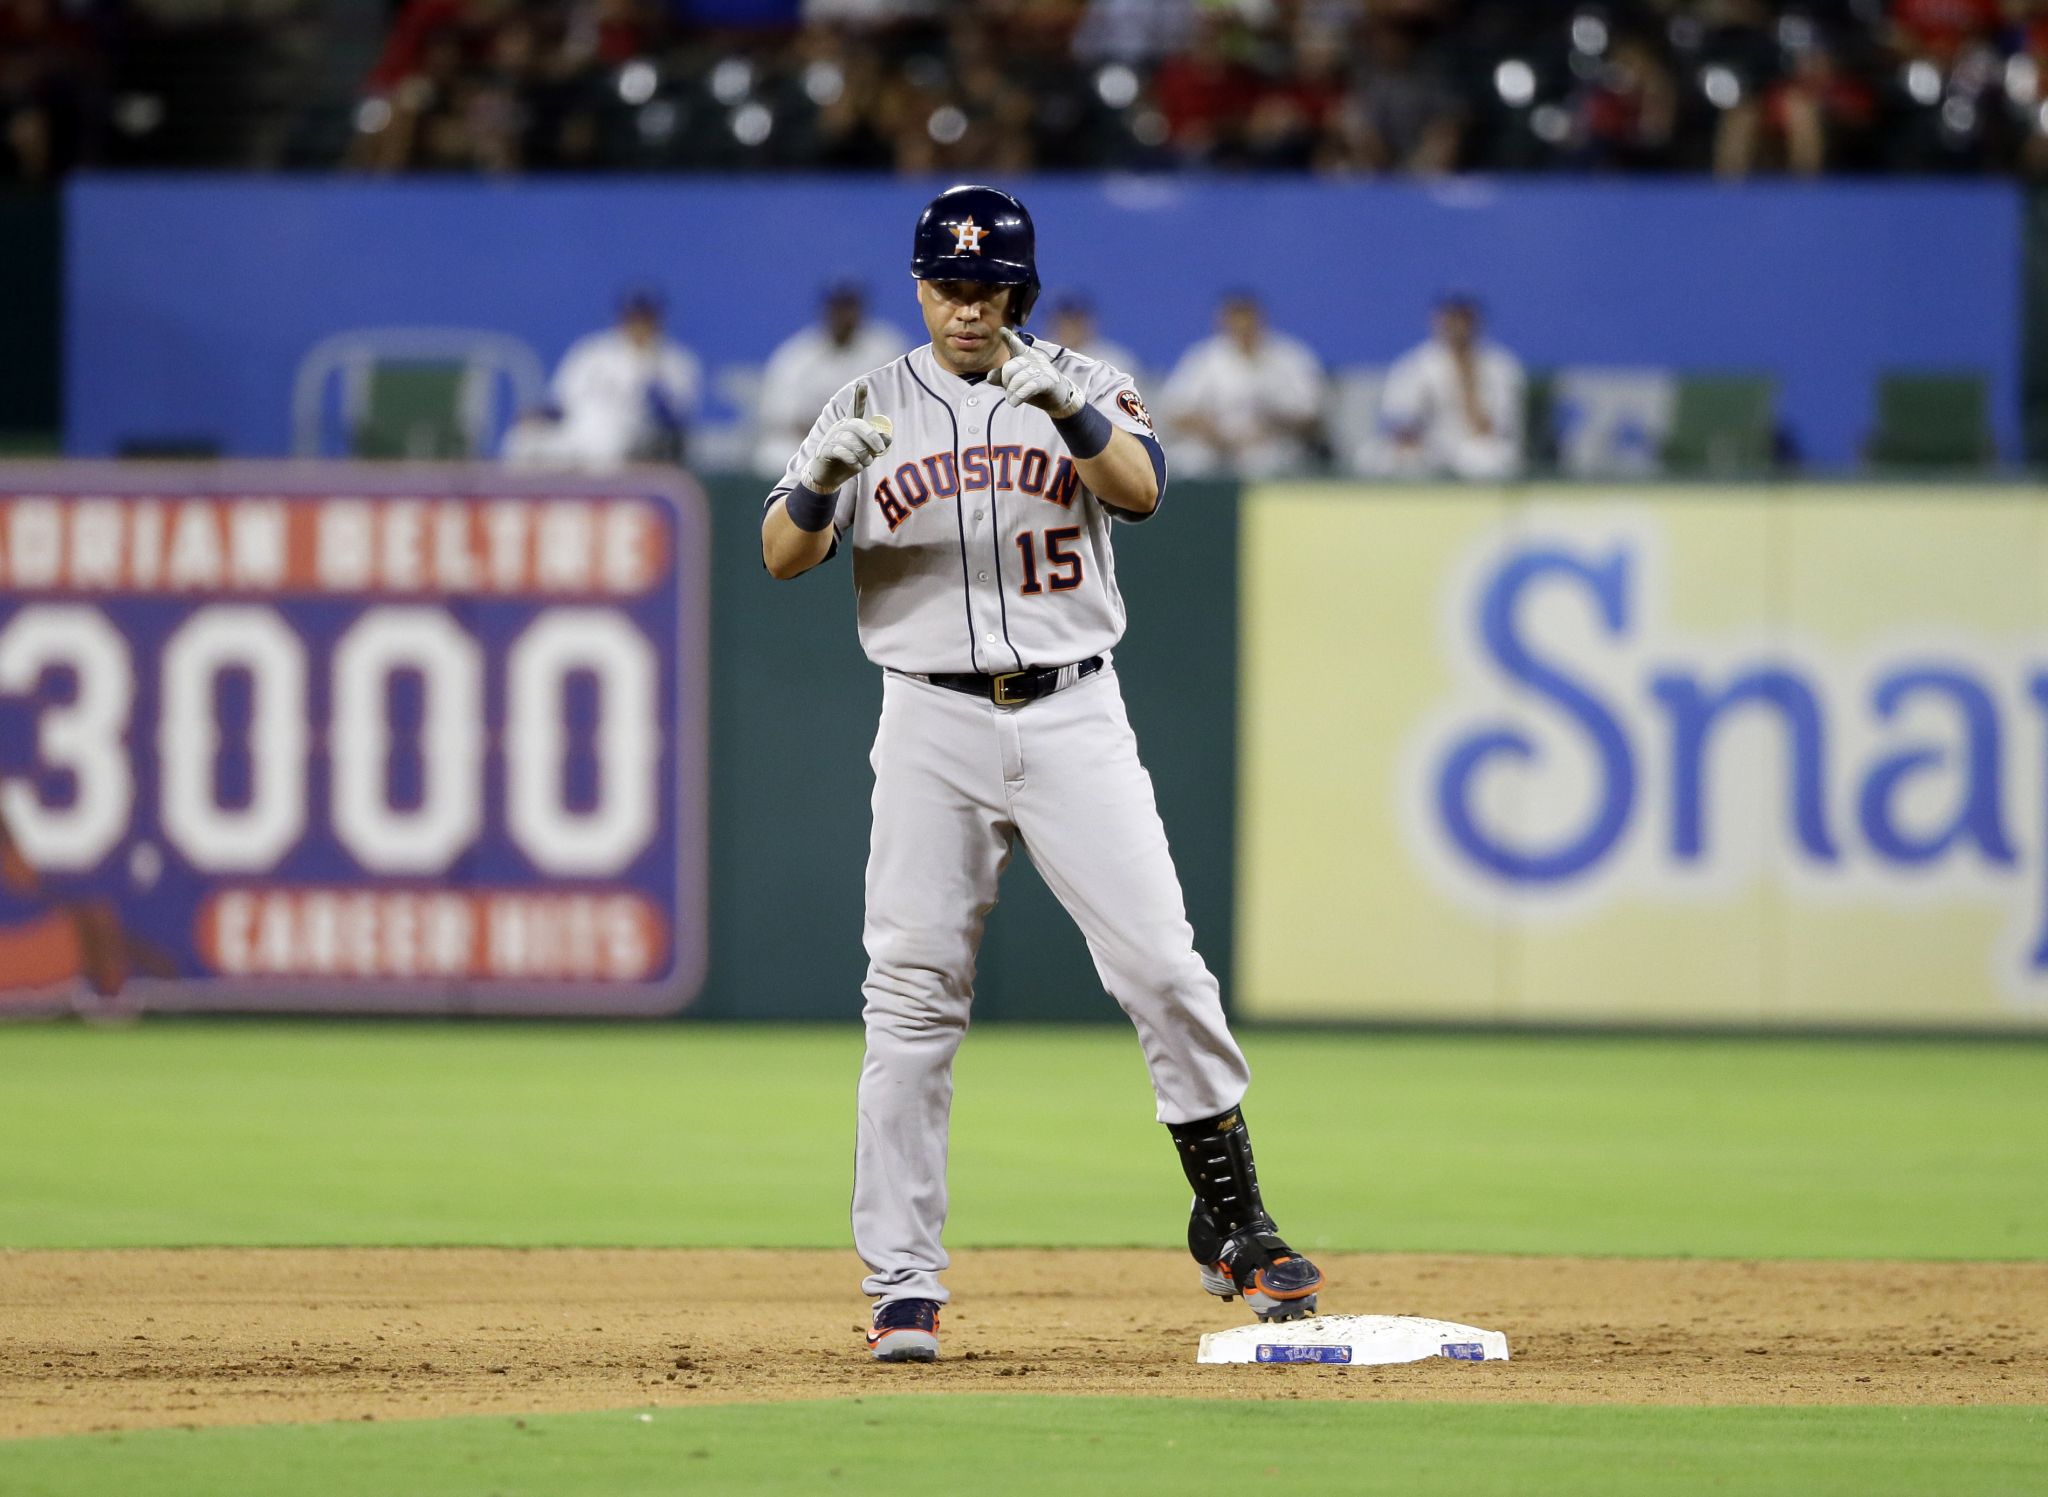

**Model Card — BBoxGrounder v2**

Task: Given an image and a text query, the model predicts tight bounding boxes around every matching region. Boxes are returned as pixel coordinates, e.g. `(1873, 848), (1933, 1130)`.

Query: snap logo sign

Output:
(1405, 509), (2048, 1011)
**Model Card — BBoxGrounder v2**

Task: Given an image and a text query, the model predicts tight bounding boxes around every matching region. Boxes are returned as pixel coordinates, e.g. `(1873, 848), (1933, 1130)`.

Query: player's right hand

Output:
(803, 381), (893, 492)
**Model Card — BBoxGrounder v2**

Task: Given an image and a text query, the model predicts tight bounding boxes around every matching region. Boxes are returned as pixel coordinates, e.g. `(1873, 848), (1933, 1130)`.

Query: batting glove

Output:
(803, 381), (894, 492)
(991, 328), (1084, 418)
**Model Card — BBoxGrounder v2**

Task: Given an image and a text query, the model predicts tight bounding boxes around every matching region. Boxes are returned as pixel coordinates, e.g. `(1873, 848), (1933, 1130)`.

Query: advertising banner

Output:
(0, 465), (706, 1016)
(1237, 483), (2048, 1029)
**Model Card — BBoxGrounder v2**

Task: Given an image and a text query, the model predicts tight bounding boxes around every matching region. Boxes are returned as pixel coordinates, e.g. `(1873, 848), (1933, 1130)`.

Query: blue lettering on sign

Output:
(1420, 532), (2048, 989)
(1256, 1344), (1353, 1364)
(1651, 667), (1839, 864)
(1435, 547), (1636, 882)
(1858, 668), (2015, 866)
(1439, 1343), (1487, 1360)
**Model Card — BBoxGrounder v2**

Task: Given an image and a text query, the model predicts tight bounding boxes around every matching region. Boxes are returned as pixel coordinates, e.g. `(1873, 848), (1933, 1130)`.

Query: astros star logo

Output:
(948, 218), (989, 254)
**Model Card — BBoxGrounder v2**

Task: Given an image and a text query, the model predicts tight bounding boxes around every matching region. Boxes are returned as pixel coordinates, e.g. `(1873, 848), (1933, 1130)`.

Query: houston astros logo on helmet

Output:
(948, 219), (989, 254)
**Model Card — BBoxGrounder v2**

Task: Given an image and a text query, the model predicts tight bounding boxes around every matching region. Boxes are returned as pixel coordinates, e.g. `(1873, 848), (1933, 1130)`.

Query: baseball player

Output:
(762, 185), (1323, 1365)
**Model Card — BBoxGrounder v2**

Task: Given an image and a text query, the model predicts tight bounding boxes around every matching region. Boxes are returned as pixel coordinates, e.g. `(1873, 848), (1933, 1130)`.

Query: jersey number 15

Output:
(1014, 526), (1083, 597)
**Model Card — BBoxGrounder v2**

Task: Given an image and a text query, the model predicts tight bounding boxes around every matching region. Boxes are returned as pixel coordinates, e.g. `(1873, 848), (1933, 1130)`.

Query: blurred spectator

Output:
(504, 291), (700, 471)
(1160, 290), (1325, 478)
(1073, 0), (1197, 66)
(365, 0), (512, 94)
(1247, 19), (1354, 170)
(2014, 9), (2048, 178)
(1348, 14), (1464, 173)
(1764, 30), (1879, 175)
(1575, 33), (1680, 171)
(1377, 293), (1525, 480)
(0, 0), (101, 183)
(1889, 0), (2003, 66)
(355, 0), (540, 173)
(1152, 10), (1261, 164)
(1694, 0), (1783, 179)
(751, 281), (909, 476)
(1044, 293), (1140, 379)
(1878, 0), (2010, 172)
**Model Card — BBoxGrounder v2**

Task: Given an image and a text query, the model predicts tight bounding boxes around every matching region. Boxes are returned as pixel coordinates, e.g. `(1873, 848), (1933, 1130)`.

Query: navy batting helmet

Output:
(910, 184), (1041, 323)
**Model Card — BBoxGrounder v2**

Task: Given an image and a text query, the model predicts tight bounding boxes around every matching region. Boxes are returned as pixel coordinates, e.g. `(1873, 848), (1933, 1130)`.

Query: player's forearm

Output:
(1073, 426), (1159, 517)
(762, 498), (835, 579)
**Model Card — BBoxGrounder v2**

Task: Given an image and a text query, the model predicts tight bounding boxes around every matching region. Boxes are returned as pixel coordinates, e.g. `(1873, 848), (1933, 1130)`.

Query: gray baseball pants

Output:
(851, 665), (1250, 1305)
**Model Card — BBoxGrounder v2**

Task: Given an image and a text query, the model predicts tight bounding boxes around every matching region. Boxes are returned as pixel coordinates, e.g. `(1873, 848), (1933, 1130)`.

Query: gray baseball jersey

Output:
(766, 338), (1164, 675)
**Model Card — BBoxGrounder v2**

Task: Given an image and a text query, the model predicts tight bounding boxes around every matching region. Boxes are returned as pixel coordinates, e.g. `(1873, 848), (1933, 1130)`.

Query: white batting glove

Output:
(991, 327), (1084, 418)
(803, 381), (894, 491)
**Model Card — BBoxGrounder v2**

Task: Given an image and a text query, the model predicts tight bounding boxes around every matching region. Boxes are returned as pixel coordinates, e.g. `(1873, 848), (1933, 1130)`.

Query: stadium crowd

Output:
(9, 0), (2048, 182)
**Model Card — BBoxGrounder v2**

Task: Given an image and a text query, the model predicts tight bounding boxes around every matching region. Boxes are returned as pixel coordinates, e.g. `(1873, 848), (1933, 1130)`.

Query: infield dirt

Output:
(4, 1249), (2044, 1438)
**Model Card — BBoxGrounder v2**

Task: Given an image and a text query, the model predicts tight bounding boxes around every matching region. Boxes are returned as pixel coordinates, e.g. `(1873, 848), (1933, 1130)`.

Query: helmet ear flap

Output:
(1013, 276), (1041, 325)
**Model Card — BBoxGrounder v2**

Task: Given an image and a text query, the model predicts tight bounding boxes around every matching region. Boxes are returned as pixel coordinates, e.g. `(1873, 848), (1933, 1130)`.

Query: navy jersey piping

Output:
(983, 397), (1027, 673)
(905, 354), (983, 674)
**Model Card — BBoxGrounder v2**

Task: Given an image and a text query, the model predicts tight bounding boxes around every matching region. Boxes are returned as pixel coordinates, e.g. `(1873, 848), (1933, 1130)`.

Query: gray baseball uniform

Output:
(767, 339), (1251, 1307)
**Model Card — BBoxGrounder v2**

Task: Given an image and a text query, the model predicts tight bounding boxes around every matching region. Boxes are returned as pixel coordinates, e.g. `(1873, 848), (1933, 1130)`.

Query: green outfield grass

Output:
(3, 1397), (2043, 1497)
(1, 1021), (2042, 1258)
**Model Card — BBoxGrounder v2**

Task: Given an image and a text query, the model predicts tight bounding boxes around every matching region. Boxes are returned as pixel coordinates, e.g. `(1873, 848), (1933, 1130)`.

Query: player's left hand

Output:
(991, 328), (1084, 418)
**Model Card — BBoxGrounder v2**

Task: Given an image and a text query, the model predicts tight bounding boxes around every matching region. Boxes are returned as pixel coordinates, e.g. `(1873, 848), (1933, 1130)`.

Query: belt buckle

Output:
(991, 671), (1029, 706)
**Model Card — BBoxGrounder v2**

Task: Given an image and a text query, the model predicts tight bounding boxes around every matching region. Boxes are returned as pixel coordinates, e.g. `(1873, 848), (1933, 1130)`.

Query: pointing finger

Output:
(998, 327), (1028, 356)
(852, 381), (868, 419)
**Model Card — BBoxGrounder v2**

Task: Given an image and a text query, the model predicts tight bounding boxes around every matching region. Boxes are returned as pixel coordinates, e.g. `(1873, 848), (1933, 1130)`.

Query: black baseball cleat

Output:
(866, 1297), (941, 1362)
(1189, 1201), (1324, 1323)
(1169, 1107), (1324, 1323)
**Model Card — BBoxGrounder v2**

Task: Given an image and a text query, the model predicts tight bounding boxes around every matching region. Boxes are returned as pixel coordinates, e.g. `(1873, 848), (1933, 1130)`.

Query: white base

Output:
(1197, 1314), (1510, 1366)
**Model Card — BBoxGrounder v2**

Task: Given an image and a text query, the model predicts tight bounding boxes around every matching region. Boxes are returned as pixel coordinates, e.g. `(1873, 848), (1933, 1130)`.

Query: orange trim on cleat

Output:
(1251, 1266), (1323, 1300)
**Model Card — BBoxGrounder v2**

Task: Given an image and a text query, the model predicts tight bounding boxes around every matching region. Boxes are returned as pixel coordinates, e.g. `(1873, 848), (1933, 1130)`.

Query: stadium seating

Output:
(290, 328), (546, 460)
(1661, 373), (1779, 477)
(1866, 371), (1996, 473)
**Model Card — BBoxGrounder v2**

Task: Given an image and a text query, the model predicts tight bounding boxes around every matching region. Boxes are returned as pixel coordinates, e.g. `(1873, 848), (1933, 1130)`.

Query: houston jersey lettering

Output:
(767, 339), (1164, 676)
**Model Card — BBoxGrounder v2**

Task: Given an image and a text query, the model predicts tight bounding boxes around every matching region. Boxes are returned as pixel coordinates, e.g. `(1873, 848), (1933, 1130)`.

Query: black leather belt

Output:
(917, 656), (1103, 706)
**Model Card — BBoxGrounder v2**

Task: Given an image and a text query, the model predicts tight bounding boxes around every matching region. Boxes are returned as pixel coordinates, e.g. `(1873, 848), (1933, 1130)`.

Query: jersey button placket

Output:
(965, 433), (998, 652)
